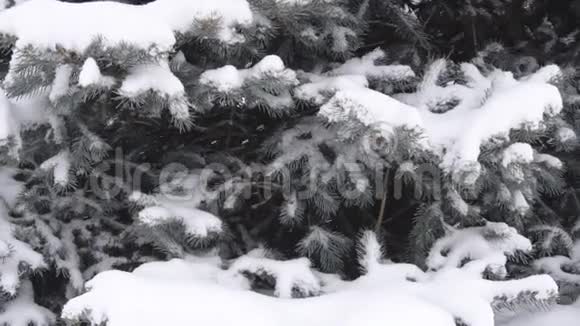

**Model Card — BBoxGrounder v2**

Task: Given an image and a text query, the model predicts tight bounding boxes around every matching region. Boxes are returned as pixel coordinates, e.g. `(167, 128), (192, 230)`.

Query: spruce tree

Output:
(0, 0), (365, 320)
(0, 0), (578, 325)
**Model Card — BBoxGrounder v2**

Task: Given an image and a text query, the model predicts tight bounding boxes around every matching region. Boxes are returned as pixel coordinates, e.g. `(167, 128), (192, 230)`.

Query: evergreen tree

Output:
(0, 0), (578, 325)
(0, 0), (366, 320)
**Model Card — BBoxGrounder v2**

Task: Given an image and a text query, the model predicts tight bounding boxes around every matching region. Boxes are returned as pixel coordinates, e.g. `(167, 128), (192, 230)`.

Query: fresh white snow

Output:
(0, 88), (51, 158)
(557, 127), (576, 143)
(534, 255), (580, 285)
(61, 256), (454, 326)
(510, 190), (530, 215)
(328, 48), (415, 81)
(0, 89), (19, 145)
(407, 65), (562, 173)
(62, 223), (560, 326)
(199, 65), (245, 92)
(49, 64), (73, 103)
(0, 281), (55, 326)
(427, 222), (532, 274)
(225, 255), (321, 298)
(295, 75), (368, 105)
(534, 153), (563, 169)
(133, 183), (223, 238)
(39, 150), (71, 186)
(138, 205), (222, 238)
(78, 58), (115, 88)
(0, 167), (24, 208)
(0, 170), (45, 295)
(318, 58), (563, 175)
(61, 251), (558, 326)
(199, 55), (298, 93)
(0, 0), (253, 52)
(319, 88), (422, 136)
(499, 300), (580, 326)
(119, 60), (184, 98)
(502, 143), (534, 167)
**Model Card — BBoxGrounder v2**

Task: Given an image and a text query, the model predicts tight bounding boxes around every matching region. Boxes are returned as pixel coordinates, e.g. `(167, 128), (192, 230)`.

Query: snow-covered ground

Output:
(498, 301), (580, 326)
(61, 228), (568, 326)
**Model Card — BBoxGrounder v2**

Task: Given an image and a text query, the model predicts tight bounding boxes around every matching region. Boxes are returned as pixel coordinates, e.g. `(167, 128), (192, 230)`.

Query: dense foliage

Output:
(0, 0), (579, 325)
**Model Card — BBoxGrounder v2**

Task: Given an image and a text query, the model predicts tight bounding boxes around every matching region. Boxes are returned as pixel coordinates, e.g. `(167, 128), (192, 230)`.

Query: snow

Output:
(510, 190), (530, 214)
(225, 255), (321, 298)
(132, 172), (209, 208)
(0, 89), (50, 155)
(0, 0), (253, 52)
(49, 64), (73, 103)
(427, 222), (532, 274)
(314, 58), (563, 175)
(0, 239), (11, 258)
(78, 58), (115, 88)
(502, 143), (534, 167)
(398, 161), (416, 174)
(0, 170), (45, 295)
(522, 64), (561, 83)
(280, 191), (300, 224)
(145, 0), (252, 44)
(448, 187), (469, 216)
(499, 301), (580, 326)
(7, 95), (51, 127)
(62, 249), (558, 326)
(534, 256), (580, 285)
(573, 240), (580, 259)
(119, 60), (184, 98)
(248, 55), (287, 79)
(356, 230), (384, 274)
(0, 167), (24, 207)
(199, 55), (297, 92)
(418, 272), (555, 326)
(295, 49), (413, 106)
(62, 224), (559, 326)
(328, 48), (415, 81)
(115, 60), (190, 123)
(62, 260), (457, 326)
(420, 223), (558, 326)
(534, 153), (563, 169)
(40, 150), (71, 186)
(138, 205), (222, 238)
(198, 55), (297, 111)
(557, 127), (576, 143)
(393, 62), (562, 173)
(134, 183), (223, 238)
(0, 89), (19, 145)
(0, 280), (55, 326)
(295, 75), (368, 105)
(0, 0), (27, 11)
(199, 65), (244, 92)
(319, 88), (422, 136)
(421, 74), (562, 172)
